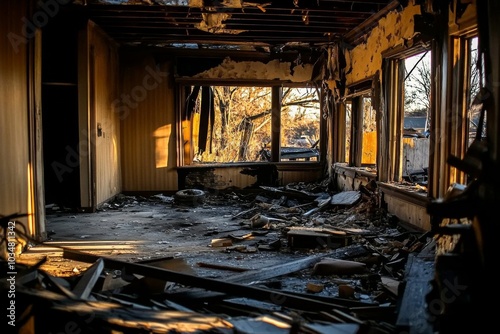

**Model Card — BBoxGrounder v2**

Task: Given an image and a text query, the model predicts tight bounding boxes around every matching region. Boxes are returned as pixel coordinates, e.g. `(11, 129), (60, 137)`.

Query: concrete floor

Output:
(20, 192), (302, 278)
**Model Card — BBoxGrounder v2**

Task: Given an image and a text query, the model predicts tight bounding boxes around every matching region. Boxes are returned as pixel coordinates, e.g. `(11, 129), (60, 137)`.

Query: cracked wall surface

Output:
(346, 2), (421, 84)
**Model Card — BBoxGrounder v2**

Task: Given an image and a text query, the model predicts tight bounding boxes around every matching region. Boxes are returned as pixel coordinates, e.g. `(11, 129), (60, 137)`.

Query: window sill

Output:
(179, 161), (323, 169)
(377, 182), (429, 207)
(333, 163), (377, 179)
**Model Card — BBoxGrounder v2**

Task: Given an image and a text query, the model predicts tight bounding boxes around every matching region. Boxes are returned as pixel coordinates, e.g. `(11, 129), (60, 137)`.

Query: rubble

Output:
(1, 180), (436, 333)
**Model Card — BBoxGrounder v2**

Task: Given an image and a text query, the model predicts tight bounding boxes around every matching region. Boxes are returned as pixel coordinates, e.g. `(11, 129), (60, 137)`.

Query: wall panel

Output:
(90, 23), (121, 205)
(0, 0), (31, 230)
(120, 53), (177, 191)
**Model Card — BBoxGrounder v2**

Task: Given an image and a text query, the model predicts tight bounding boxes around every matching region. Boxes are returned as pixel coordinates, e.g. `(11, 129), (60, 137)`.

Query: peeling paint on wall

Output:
(193, 57), (314, 82)
(346, 2), (421, 84)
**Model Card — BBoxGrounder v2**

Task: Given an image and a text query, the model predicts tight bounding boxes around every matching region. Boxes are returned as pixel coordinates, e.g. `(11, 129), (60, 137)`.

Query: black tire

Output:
(174, 189), (206, 205)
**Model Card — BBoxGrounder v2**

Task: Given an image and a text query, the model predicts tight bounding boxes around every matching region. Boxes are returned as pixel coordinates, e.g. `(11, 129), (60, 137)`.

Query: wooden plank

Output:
(271, 86), (281, 162)
(330, 191), (361, 206)
(287, 227), (352, 249)
(15, 285), (233, 333)
(380, 276), (400, 297)
(197, 262), (249, 272)
(303, 195), (331, 217)
(42, 273), (77, 299)
(275, 289), (378, 308)
(72, 258), (104, 299)
(395, 254), (434, 333)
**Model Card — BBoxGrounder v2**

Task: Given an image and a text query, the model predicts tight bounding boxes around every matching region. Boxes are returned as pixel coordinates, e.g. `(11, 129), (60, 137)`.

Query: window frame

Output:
(342, 77), (377, 168)
(176, 80), (326, 167)
(380, 44), (432, 187)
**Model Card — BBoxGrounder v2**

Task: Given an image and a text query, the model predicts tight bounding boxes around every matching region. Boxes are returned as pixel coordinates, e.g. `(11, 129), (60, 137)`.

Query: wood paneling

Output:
(378, 182), (431, 231)
(89, 22), (121, 205)
(120, 53), (177, 191)
(383, 195), (431, 231)
(0, 1), (31, 229)
(279, 170), (322, 186)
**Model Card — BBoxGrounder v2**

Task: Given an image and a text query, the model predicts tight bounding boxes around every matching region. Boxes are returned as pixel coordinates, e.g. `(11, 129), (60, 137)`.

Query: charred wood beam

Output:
(183, 86), (200, 120)
(91, 22), (356, 34)
(198, 86), (212, 154)
(271, 86), (281, 162)
(107, 34), (336, 44)
(344, 0), (401, 45)
(91, 16), (364, 27)
(99, 26), (349, 36)
(88, 13), (368, 27)
(79, 4), (379, 16)
(72, 258), (104, 299)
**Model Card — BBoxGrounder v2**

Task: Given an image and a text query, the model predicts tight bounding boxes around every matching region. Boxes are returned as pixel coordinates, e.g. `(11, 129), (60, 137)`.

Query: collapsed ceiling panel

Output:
(66, 0), (399, 52)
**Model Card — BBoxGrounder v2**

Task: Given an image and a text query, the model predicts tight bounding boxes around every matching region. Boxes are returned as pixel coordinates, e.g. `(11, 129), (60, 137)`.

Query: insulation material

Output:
(193, 58), (314, 82)
(195, 13), (247, 34)
(189, 0), (242, 8)
(346, 3), (421, 84)
(188, 0), (203, 7)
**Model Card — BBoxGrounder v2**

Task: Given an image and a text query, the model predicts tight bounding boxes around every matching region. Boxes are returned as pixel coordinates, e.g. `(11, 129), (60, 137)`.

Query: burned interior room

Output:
(1, 0), (499, 333)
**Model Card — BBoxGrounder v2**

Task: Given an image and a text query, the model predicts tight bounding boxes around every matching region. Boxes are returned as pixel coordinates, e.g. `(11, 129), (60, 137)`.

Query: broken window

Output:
(380, 46), (431, 191)
(402, 51), (431, 188)
(180, 84), (321, 165)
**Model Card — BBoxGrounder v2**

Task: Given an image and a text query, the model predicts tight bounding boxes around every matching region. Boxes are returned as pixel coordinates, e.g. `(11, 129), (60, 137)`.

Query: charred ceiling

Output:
(65, 0), (401, 53)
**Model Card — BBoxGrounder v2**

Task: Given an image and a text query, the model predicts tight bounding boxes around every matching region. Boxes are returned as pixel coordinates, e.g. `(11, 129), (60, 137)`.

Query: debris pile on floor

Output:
(2, 181), (437, 333)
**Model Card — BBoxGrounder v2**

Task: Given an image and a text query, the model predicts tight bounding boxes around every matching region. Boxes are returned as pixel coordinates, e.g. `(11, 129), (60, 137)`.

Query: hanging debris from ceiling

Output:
(188, 0), (270, 10)
(195, 12), (247, 34)
(192, 57), (314, 82)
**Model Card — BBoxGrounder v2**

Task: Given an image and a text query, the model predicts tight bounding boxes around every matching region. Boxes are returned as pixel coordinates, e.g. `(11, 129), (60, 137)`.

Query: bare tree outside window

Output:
(185, 85), (320, 164)
(404, 51), (431, 134)
(467, 36), (486, 146)
(402, 51), (431, 187)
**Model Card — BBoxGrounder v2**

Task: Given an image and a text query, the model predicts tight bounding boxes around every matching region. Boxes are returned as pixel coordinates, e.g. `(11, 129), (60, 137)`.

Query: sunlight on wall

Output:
(362, 131), (377, 164)
(113, 137), (118, 166)
(27, 163), (35, 237)
(182, 119), (192, 163)
(154, 125), (171, 168)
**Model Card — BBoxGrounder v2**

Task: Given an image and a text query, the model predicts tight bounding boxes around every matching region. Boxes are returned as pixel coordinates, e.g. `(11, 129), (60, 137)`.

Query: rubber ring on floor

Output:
(174, 189), (206, 205)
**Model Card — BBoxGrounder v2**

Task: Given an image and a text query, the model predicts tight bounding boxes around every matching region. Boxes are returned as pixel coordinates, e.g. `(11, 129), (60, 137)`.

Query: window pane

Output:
(467, 36), (486, 147)
(280, 87), (321, 161)
(361, 96), (376, 165)
(345, 101), (352, 163)
(402, 51), (431, 187)
(191, 86), (272, 163)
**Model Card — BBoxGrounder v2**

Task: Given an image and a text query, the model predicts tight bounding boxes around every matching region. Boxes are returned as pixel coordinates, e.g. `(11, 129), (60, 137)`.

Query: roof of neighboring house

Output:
(404, 117), (427, 130)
